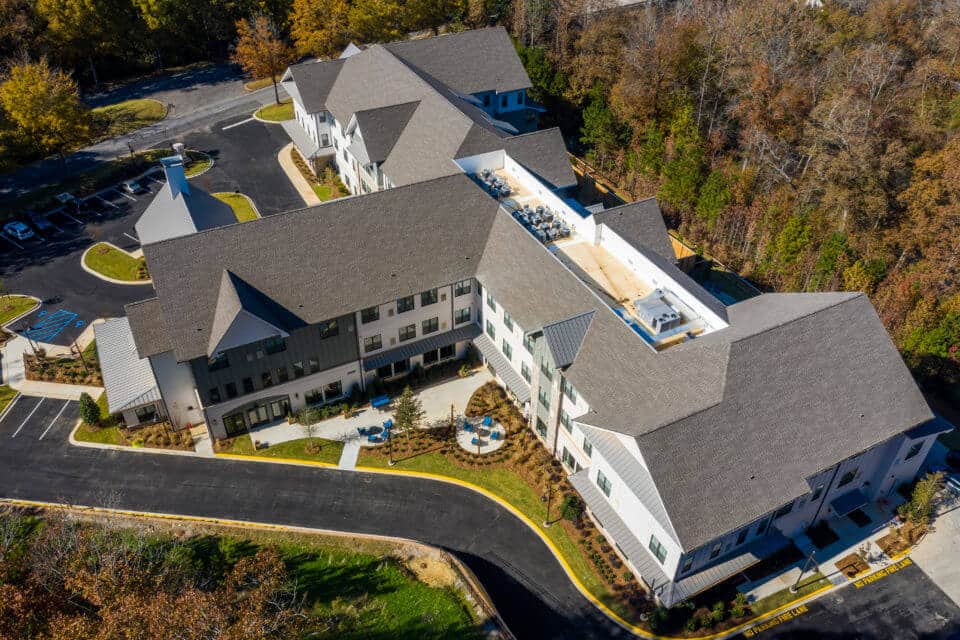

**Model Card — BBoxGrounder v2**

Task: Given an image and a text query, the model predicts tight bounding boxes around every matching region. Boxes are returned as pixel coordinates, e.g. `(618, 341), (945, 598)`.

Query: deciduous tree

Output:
(232, 15), (295, 104)
(290, 0), (350, 58)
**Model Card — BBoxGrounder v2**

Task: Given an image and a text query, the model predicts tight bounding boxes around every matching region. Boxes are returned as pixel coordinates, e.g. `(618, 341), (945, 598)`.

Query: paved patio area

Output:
(456, 418), (506, 454)
(247, 370), (495, 449)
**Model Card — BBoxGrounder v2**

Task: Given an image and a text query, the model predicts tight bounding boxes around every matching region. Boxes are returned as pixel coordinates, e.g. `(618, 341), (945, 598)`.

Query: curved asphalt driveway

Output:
(0, 430), (631, 640)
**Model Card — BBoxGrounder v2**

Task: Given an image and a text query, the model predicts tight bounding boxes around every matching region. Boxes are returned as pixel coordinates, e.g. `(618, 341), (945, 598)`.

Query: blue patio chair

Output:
(482, 415), (492, 427)
(357, 427), (369, 436)
(367, 433), (379, 443)
(491, 431), (500, 441)
(471, 437), (480, 446)
(383, 418), (394, 430)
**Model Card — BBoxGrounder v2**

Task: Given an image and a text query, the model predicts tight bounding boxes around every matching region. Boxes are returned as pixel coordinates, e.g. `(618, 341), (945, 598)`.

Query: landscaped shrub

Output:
(560, 494), (584, 522)
(78, 392), (100, 426)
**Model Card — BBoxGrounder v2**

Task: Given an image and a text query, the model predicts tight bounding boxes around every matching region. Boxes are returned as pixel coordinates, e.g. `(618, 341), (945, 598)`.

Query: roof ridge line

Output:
(727, 292), (864, 345)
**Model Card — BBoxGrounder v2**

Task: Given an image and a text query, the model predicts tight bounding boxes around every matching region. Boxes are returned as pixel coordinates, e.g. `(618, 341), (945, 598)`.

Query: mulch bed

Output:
(877, 522), (925, 557)
(835, 552), (869, 578)
(24, 352), (102, 386)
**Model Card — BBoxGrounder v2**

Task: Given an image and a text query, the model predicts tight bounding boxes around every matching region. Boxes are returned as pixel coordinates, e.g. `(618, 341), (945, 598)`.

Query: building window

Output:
(649, 535), (667, 564)
(710, 542), (722, 559)
(561, 378), (577, 403)
(422, 317), (439, 335)
(261, 371), (273, 388)
(309, 357), (320, 374)
(364, 335), (382, 353)
(522, 334), (534, 353)
(562, 447), (576, 470)
(394, 358), (409, 374)
(583, 438), (592, 458)
(455, 279), (471, 296)
(518, 92), (525, 105)
(397, 295), (415, 313)
(681, 556), (693, 574)
(225, 382), (238, 399)
(361, 306), (380, 323)
(324, 380), (343, 400)
(209, 387), (221, 404)
(305, 388), (323, 405)
(423, 349), (439, 365)
(263, 336), (286, 354)
(486, 320), (496, 340)
(502, 340), (512, 361)
(500, 94), (507, 108)
(224, 413), (246, 436)
(773, 500), (794, 519)
(503, 311), (513, 332)
(838, 469), (858, 487)
(318, 320), (338, 339)
(521, 361), (531, 383)
(135, 404), (158, 423)
(276, 366), (289, 383)
(483, 94), (490, 106)
(559, 409), (571, 432)
(540, 360), (553, 381)
(420, 288), (438, 306)
(756, 517), (771, 536)
(811, 484), (824, 502)
(376, 365), (392, 379)
(596, 470), (612, 497)
(242, 377), (255, 394)
(399, 324), (416, 342)
(455, 307), (471, 325)
(486, 292), (496, 311)
(538, 387), (550, 411)
(207, 352), (229, 372)
(904, 442), (923, 461)
(736, 528), (749, 546)
(535, 417), (547, 438)
(439, 344), (455, 360)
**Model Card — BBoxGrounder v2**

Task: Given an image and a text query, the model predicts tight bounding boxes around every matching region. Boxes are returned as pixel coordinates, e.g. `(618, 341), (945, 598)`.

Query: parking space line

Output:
(123, 232), (140, 244)
(98, 196), (120, 209)
(223, 117), (255, 130)
(59, 209), (83, 225)
(39, 400), (71, 440)
(11, 398), (44, 437)
(0, 395), (22, 423)
(118, 191), (137, 201)
(1, 233), (23, 250)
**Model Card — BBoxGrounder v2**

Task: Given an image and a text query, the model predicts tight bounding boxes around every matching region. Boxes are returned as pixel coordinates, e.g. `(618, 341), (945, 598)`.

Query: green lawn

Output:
(213, 192), (259, 222)
(751, 572), (829, 615)
(223, 435), (344, 465)
(74, 392), (123, 444)
(83, 243), (149, 281)
(91, 99), (167, 139)
(184, 150), (213, 177)
(219, 433), (256, 454)
(0, 295), (37, 326)
(255, 99), (294, 122)
(0, 385), (18, 415)
(358, 452), (617, 616)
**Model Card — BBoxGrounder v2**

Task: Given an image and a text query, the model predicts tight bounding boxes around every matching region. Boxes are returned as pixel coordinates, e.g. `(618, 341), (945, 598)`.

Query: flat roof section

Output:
(554, 239), (654, 306)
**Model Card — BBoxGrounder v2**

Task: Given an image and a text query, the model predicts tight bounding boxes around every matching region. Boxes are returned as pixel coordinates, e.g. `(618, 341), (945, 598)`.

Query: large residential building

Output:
(98, 29), (948, 608)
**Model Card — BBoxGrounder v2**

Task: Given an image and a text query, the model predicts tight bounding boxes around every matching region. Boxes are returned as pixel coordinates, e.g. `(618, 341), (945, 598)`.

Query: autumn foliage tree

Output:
(231, 15), (295, 104)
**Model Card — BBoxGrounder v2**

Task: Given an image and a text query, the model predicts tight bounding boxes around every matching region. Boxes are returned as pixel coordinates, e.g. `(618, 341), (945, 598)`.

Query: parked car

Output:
(122, 179), (147, 195)
(26, 210), (54, 233)
(3, 221), (35, 241)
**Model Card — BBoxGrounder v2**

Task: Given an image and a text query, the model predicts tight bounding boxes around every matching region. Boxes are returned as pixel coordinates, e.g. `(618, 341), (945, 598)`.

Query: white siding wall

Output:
(454, 150), (505, 175)
(356, 284), (456, 356)
(330, 116), (361, 194)
(476, 283), (534, 400)
(150, 351), (204, 429)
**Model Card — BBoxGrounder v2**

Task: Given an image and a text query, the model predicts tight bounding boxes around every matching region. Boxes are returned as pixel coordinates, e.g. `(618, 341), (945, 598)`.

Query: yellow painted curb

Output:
(215, 452), (338, 468)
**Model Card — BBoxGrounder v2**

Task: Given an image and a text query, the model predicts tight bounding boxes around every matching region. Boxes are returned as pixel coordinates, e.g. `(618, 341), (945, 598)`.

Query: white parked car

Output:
(3, 221), (35, 241)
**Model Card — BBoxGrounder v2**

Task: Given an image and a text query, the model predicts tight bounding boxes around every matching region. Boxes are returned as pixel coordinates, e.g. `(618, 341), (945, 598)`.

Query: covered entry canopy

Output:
(831, 488), (869, 517)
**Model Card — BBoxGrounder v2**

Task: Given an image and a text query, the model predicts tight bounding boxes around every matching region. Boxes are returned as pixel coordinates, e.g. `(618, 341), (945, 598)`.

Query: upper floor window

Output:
(225, 382), (238, 399)
(502, 340), (512, 361)
(308, 357), (320, 374)
(207, 352), (229, 372)
(397, 296), (415, 314)
(521, 361), (531, 383)
(518, 92), (524, 105)
(681, 556), (693, 574)
(318, 319), (338, 339)
(649, 534), (667, 564)
(540, 360), (553, 382)
(263, 336), (286, 354)
(582, 438), (592, 458)
(535, 417), (547, 438)
(500, 94), (507, 108)
(503, 311), (513, 332)
(454, 279), (471, 296)
(209, 386), (221, 404)
(421, 288), (438, 306)
(455, 307), (471, 325)
(483, 94), (490, 106)
(561, 378), (577, 403)
(522, 334), (534, 353)
(276, 366), (289, 383)
(422, 317), (439, 335)
(486, 292), (496, 311)
(399, 324), (416, 342)
(838, 468), (858, 487)
(596, 470), (612, 497)
(364, 335), (382, 353)
(709, 542), (722, 559)
(261, 371), (274, 388)
(559, 409), (571, 432)
(486, 320), (496, 340)
(773, 500), (794, 519)
(242, 377), (255, 394)
(292, 361), (304, 378)
(361, 306), (379, 324)
(811, 484), (824, 502)
(736, 527), (749, 546)
(537, 387), (550, 411)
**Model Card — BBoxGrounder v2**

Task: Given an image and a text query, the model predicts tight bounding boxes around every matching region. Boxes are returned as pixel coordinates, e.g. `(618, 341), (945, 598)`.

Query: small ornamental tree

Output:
(231, 16), (295, 105)
(78, 392), (100, 426)
(897, 471), (945, 525)
(394, 386), (425, 435)
(560, 494), (584, 522)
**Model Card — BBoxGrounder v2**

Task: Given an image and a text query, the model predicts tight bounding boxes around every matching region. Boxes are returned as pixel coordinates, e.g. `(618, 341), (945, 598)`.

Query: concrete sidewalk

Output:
(1, 333), (103, 400)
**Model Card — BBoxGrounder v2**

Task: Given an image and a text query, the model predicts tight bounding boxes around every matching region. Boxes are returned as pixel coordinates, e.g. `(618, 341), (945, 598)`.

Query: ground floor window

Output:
(324, 380), (343, 401)
(439, 344), (455, 360)
(535, 417), (547, 438)
(270, 398), (291, 420)
(305, 388), (323, 406)
(135, 404), (158, 423)
(223, 413), (246, 436)
(561, 447), (578, 472)
(423, 349), (439, 365)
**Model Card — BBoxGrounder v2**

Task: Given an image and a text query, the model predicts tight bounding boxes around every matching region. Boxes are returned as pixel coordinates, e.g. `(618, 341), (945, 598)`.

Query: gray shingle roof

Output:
(94, 318), (161, 413)
(284, 58), (345, 113)
(140, 174), (500, 362)
(502, 129), (577, 189)
(383, 27), (531, 95)
(135, 182), (237, 246)
(594, 197), (676, 262)
(125, 298), (171, 358)
(542, 311), (594, 368)
(353, 102), (420, 164)
(208, 270), (305, 355)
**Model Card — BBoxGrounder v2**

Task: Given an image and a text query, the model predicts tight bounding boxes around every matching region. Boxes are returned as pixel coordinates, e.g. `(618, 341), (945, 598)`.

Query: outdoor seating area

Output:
(360, 418), (394, 444)
(457, 415), (505, 454)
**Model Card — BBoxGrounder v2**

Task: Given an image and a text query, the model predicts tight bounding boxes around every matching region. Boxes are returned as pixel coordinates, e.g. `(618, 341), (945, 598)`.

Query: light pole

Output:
(790, 550), (818, 593)
(542, 481), (555, 528)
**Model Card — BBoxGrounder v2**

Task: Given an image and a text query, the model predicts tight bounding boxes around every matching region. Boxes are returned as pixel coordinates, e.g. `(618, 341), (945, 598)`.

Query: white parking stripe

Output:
(223, 117), (255, 130)
(11, 398), (44, 437)
(118, 190), (137, 201)
(123, 232), (140, 244)
(98, 196), (120, 209)
(39, 401), (71, 440)
(0, 394), (22, 423)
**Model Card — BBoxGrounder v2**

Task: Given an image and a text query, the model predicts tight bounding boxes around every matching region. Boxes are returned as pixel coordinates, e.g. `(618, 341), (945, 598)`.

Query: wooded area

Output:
(1, 0), (958, 401)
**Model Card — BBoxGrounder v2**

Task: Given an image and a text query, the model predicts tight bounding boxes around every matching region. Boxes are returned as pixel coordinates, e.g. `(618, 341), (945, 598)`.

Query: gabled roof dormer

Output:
(207, 270), (303, 356)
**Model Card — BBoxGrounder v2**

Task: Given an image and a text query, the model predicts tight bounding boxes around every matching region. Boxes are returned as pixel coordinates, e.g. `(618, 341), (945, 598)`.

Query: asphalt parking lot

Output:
(734, 561), (960, 639)
(0, 395), (79, 448)
(1, 114), (303, 346)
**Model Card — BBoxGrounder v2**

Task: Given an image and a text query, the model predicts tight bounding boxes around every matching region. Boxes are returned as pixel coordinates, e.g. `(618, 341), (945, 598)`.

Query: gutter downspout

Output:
(808, 462), (843, 528)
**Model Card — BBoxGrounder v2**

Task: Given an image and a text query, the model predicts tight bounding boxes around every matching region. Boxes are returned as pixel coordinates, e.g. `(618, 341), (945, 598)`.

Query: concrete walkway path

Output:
(911, 442), (960, 606)
(338, 439), (361, 470)
(1, 335), (102, 399)
(277, 142), (320, 207)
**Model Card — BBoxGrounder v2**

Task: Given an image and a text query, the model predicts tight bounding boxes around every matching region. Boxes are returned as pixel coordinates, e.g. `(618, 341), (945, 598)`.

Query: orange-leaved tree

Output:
(231, 15), (295, 105)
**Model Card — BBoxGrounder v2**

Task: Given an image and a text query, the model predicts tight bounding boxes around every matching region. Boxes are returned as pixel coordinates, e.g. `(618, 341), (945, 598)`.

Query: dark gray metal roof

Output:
(94, 317), (161, 413)
(473, 333), (531, 403)
(542, 311), (594, 368)
(594, 197), (676, 262)
(383, 27), (531, 95)
(362, 323), (480, 371)
(125, 298), (171, 358)
(140, 174), (500, 362)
